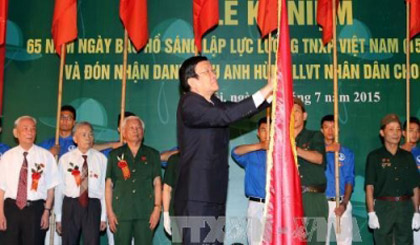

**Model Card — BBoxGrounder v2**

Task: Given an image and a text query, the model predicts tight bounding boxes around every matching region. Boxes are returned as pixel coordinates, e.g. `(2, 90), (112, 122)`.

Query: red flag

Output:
(0, 0), (7, 115)
(409, 0), (420, 39)
(51, 0), (77, 56)
(193, 0), (219, 53)
(120, 0), (149, 51)
(257, 0), (278, 38)
(0, 0), (7, 45)
(317, 0), (339, 45)
(262, 0), (306, 244)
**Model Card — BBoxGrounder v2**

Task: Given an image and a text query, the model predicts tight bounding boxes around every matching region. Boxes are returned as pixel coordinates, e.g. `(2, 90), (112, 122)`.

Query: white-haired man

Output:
(0, 116), (59, 245)
(105, 116), (162, 245)
(55, 121), (107, 244)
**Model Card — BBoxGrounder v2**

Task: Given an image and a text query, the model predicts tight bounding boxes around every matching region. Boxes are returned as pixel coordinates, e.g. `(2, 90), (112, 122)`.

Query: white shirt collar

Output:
(75, 147), (92, 157)
(17, 144), (35, 155)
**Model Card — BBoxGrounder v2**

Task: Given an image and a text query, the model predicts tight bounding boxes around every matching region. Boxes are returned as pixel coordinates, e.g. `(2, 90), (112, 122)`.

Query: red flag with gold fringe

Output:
(262, 0), (306, 244)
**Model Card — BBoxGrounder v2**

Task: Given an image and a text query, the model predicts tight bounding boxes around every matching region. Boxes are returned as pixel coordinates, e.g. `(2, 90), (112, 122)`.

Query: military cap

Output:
(380, 114), (401, 128)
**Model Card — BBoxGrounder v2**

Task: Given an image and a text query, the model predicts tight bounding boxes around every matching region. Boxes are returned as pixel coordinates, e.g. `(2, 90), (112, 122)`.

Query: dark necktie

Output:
(79, 155), (88, 207)
(16, 152), (28, 209)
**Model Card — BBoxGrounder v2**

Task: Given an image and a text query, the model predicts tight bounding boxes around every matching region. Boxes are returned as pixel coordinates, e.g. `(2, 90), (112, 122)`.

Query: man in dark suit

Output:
(174, 56), (273, 244)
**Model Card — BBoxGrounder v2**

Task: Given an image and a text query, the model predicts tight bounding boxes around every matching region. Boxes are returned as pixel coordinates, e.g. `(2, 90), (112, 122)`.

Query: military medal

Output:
(68, 162), (81, 186)
(141, 155), (147, 164)
(381, 158), (391, 168)
(31, 163), (44, 191)
(117, 154), (131, 180)
(89, 171), (98, 178)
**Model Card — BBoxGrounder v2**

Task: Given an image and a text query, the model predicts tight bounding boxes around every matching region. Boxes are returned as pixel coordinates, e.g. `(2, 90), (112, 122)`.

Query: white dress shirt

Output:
(0, 144), (59, 201)
(252, 91), (272, 108)
(54, 148), (107, 222)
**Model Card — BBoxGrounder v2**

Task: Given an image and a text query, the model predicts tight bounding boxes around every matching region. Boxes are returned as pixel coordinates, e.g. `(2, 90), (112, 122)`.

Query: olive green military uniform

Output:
(163, 154), (179, 216)
(163, 154), (181, 244)
(106, 144), (161, 245)
(296, 128), (328, 245)
(365, 147), (420, 245)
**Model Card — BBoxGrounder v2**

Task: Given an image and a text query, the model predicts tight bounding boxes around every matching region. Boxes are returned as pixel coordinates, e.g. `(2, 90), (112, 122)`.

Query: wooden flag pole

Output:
(50, 43), (66, 245)
(195, 39), (199, 56)
(54, 44), (66, 146)
(268, 33), (272, 79)
(266, 33), (272, 139)
(406, 1), (411, 143)
(119, 30), (129, 143)
(332, 0), (341, 234)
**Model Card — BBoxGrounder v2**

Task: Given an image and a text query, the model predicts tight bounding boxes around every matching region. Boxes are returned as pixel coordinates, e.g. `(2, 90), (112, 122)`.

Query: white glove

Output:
(368, 212), (380, 229)
(412, 212), (420, 230)
(163, 211), (172, 235)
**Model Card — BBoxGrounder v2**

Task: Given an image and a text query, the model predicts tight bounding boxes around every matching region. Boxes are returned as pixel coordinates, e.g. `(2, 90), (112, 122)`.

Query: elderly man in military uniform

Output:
(365, 114), (420, 245)
(293, 98), (328, 245)
(105, 116), (162, 245)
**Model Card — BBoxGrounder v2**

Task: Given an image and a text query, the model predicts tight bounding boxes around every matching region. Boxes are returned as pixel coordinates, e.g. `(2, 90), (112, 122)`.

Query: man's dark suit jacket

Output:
(174, 92), (264, 207)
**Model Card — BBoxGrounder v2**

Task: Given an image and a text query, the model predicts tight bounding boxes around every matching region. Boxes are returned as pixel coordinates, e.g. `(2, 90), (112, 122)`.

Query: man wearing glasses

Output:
(39, 105), (77, 158)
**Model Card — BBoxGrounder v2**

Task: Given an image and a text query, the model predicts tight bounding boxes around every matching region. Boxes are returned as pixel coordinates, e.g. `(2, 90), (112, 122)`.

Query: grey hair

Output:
(72, 121), (94, 135)
(14, 116), (37, 128)
(121, 116), (145, 131)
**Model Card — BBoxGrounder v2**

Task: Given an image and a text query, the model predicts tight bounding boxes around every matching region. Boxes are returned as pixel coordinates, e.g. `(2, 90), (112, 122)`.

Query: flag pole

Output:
(51, 43), (66, 245)
(266, 33), (272, 139)
(54, 44), (66, 146)
(332, 0), (341, 234)
(261, 0), (281, 241)
(119, 30), (129, 143)
(406, 1), (411, 143)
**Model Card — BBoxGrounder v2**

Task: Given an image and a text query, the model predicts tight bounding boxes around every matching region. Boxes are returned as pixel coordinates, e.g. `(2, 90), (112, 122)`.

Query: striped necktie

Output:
(16, 152), (28, 209)
(79, 155), (88, 207)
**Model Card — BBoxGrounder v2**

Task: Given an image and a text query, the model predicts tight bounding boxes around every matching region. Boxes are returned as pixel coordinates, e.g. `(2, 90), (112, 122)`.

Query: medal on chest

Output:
(117, 154), (131, 180)
(68, 162), (81, 186)
(381, 158), (392, 168)
(141, 155), (147, 164)
(31, 163), (44, 191)
(301, 143), (309, 150)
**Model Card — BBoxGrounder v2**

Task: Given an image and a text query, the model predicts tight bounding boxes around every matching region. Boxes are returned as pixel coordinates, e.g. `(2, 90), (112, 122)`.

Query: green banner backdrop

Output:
(3, 0), (419, 244)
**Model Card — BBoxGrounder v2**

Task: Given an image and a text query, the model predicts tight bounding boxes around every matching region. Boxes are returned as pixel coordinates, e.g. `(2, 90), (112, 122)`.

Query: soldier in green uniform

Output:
(293, 98), (328, 244)
(105, 116), (162, 244)
(162, 153), (181, 243)
(365, 114), (420, 245)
